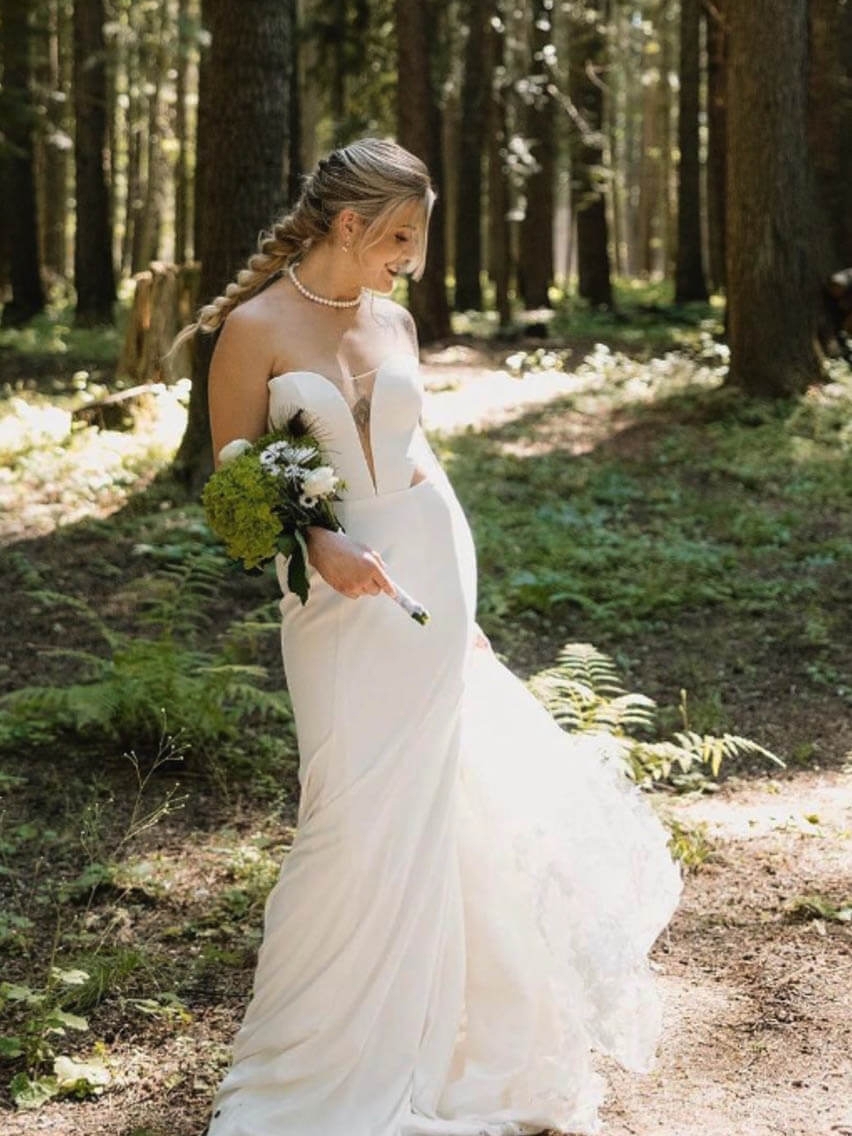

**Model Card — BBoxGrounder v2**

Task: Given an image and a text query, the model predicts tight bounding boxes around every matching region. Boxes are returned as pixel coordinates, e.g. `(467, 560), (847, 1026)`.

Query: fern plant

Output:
(0, 554), (292, 758)
(529, 642), (784, 790)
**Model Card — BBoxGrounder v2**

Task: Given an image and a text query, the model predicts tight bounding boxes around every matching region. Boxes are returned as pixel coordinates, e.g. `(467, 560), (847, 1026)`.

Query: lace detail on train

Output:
(267, 351), (424, 498)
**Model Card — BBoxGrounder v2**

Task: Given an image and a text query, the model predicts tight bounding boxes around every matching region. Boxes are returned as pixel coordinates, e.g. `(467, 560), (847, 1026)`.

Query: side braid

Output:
(167, 197), (324, 359)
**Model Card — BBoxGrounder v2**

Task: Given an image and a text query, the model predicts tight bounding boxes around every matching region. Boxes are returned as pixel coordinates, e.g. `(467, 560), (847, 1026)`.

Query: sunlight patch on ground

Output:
(421, 343), (726, 448)
(666, 771), (852, 842)
(0, 384), (189, 543)
(422, 364), (577, 434)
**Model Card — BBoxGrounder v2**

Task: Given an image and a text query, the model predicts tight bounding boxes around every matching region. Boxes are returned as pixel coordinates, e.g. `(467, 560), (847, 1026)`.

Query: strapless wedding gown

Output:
(206, 350), (683, 1136)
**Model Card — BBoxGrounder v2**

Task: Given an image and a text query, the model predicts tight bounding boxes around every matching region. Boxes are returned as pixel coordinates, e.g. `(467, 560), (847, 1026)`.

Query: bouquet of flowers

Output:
(202, 409), (430, 624)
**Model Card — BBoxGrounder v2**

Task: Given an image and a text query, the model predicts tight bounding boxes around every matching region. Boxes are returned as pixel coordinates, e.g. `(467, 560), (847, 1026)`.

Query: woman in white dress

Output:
(192, 137), (682, 1136)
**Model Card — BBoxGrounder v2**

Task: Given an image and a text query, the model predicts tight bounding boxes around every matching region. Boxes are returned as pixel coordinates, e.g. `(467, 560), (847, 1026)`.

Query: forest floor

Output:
(0, 317), (850, 1134)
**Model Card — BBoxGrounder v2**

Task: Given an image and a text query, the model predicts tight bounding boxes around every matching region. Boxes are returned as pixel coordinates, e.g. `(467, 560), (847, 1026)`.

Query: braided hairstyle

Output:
(170, 137), (434, 357)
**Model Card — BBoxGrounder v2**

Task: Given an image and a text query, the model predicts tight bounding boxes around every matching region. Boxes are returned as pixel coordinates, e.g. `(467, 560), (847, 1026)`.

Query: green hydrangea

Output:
(201, 453), (282, 570)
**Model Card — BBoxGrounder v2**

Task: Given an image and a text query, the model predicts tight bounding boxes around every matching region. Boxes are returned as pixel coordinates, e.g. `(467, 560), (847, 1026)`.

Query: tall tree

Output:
(173, 0), (291, 490)
(568, 1), (613, 309)
(486, 5), (511, 327)
(808, 0), (852, 272)
(73, 0), (116, 325)
(134, 0), (172, 269)
(608, 2), (635, 277)
(0, 0), (47, 325)
(174, 0), (193, 265)
(454, 0), (490, 311)
(396, 0), (452, 343)
(518, 0), (556, 309)
(705, 0), (726, 292)
(673, 0), (707, 301)
(39, 0), (72, 278)
(285, 0), (302, 206)
(726, 0), (821, 396)
(636, 6), (665, 279)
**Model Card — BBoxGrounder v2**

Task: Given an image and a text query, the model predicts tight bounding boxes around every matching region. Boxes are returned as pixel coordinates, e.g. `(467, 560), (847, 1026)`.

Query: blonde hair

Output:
(170, 137), (435, 356)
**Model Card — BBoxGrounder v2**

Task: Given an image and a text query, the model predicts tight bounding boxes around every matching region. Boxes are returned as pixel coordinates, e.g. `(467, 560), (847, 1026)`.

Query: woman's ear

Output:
(336, 208), (363, 246)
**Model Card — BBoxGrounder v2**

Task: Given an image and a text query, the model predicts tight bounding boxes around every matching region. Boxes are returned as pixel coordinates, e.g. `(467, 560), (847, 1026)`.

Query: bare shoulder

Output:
(211, 284), (300, 382)
(226, 282), (302, 343)
(374, 296), (419, 355)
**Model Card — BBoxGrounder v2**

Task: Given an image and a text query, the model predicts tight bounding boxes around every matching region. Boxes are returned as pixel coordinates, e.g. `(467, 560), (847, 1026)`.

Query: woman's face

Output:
(348, 201), (426, 293)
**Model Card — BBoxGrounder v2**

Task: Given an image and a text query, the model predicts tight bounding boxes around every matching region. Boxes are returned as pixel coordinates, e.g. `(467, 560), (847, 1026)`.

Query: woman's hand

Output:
(306, 527), (397, 600)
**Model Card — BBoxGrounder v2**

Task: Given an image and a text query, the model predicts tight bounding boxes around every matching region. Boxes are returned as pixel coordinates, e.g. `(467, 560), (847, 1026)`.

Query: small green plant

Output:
(665, 818), (714, 871)
(785, 895), (852, 924)
(0, 967), (111, 1108)
(529, 643), (784, 792)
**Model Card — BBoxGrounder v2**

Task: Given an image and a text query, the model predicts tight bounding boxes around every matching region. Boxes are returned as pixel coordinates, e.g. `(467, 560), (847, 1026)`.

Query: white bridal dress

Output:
(206, 348), (683, 1136)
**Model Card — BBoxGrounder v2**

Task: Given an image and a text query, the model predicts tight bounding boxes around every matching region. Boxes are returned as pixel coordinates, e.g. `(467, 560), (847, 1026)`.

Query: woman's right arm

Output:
(207, 311), (395, 601)
(208, 308), (272, 469)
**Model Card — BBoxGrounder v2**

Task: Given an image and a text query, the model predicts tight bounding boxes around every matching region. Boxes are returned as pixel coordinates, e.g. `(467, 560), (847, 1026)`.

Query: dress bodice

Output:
(266, 351), (424, 500)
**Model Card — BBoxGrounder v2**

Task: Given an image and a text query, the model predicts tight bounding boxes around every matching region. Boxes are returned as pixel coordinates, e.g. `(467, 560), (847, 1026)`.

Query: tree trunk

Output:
(442, 69), (460, 294)
(808, 0), (852, 271)
(105, 0), (118, 260)
(487, 6), (511, 327)
(173, 0), (290, 492)
(298, 0), (322, 177)
(705, 0), (726, 292)
(726, 0), (821, 396)
(73, 0), (116, 325)
(568, 2), (613, 309)
(135, 2), (171, 268)
(286, 0), (302, 205)
(518, 0), (556, 309)
(330, 0), (346, 144)
(174, 0), (192, 264)
(0, 0), (47, 325)
(42, 0), (71, 278)
(609, 3), (633, 278)
(121, 1), (142, 275)
(119, 261), (200, 383)
(636, 19), (661, 278)
(658, 0), (675, 278)
(606, 8), (624, 278)
(396, 0), (452, 344)
(454, 0), (489, 310)
(674, 0), (707, 301)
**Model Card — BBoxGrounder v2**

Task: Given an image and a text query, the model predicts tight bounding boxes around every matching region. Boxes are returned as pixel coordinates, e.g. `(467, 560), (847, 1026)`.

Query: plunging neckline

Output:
(267, 351), (419, 495)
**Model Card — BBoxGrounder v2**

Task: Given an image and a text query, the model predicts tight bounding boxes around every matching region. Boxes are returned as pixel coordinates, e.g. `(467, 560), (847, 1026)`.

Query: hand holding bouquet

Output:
(202, 410), (430, 624)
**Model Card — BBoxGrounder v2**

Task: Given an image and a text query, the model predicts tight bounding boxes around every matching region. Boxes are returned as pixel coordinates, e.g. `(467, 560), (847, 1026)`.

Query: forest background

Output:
(0, 1), (850, 1133)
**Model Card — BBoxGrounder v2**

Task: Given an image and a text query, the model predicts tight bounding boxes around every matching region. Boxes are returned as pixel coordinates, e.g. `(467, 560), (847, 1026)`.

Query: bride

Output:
(189, 137), (682, 1136)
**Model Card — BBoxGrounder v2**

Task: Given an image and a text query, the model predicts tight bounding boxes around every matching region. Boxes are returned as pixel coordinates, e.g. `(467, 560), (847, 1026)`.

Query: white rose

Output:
(218, 438), (252, 464)
(301, 465), (338, 499)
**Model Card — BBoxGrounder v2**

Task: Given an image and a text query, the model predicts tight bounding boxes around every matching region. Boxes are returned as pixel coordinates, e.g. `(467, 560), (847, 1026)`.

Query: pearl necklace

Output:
(288, 262), (363, 308)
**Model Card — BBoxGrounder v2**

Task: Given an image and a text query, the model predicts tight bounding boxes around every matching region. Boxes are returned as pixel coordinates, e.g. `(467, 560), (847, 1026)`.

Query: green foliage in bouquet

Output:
(201, 453), (282, 570)
(202, 411), (345, 603)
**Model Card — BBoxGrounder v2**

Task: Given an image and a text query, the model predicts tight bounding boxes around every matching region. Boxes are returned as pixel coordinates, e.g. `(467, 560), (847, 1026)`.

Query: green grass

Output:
(451, 276), (719, 353)
(0, 286), (132, 365)
(435, 349), (852, 754)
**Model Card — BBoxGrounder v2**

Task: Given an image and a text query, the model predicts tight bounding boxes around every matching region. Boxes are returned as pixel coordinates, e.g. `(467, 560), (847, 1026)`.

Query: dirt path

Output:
(602, 769), (852, 1136)
(5, 770), (849, 1136)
